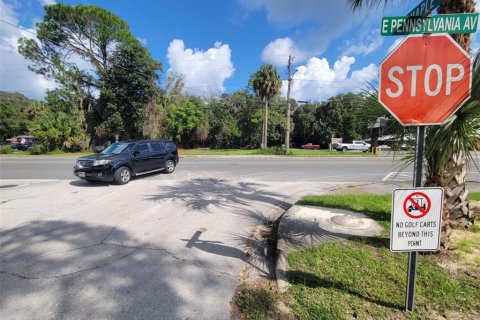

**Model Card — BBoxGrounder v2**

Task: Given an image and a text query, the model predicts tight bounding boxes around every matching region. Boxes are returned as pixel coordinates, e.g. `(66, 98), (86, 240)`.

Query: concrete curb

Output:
(275, 205), (299, 294)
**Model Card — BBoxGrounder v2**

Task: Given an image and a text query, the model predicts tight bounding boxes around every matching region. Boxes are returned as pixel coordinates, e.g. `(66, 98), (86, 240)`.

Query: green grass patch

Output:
(457, 239), (474, 254)
(290, 149), (374, 157)
(471, 224), (480, 233)
(286, 241), (480, 320)
(178, 148), (258, 156)
(469, 192), (480, 201)
(178, 148), (376, 157)
(299, 194), (391, 228)
(234, 284), (279, 320)
(0, 150), (91, 157)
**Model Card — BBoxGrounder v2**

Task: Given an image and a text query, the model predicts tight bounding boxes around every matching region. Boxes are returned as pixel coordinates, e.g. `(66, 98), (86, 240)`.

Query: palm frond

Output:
(347, 0), (393, 10)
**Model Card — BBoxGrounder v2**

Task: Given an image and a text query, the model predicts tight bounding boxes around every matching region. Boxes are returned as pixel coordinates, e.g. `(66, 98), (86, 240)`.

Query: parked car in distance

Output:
(73, 139), (179, 185)
(10, 143), (31, 151)
(333, 140), (370, 152)
(301, 143), (320, 150)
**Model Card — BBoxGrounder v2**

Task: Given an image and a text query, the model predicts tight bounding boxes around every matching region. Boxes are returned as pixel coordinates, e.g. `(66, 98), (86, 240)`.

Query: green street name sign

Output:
(381, 13), (479, 36)
(407, 0), (444, 17)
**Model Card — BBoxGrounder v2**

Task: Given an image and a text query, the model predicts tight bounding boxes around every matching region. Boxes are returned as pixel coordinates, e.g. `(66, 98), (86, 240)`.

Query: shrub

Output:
(255, 146), (293, 156)
(28, 143), (49, 155)
(0, 146), (13, 154)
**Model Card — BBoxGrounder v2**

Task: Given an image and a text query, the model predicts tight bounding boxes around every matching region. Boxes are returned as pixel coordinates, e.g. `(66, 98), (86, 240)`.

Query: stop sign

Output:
(379, 34), (471, 126)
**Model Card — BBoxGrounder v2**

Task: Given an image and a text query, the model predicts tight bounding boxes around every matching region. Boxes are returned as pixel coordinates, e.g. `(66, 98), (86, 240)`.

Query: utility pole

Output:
(285, 55), (293, 155)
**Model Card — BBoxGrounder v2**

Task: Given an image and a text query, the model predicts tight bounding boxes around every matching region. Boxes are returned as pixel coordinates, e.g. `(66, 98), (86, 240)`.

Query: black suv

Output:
(74, 140), (179, 184)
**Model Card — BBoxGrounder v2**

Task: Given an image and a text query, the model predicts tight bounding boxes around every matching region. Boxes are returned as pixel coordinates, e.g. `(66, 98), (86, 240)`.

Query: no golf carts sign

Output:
(391, 188), (443, 252)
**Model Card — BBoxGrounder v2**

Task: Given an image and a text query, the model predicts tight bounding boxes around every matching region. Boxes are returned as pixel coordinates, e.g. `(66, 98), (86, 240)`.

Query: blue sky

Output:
(1, 0), (479, 101)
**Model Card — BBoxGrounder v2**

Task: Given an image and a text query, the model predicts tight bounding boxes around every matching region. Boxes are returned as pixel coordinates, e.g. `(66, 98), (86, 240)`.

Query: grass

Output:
(1, 147), (378, 158)
(178, 148), (375, 157)
(234, 283), (279, 320)
(469, 192), (480, 202)
(286, 241), (480, 320)
(0, 149), (91, 157)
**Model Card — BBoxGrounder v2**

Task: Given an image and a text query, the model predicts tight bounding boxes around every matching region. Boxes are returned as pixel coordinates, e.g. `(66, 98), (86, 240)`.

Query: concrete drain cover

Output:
(330, 215), (369, 230)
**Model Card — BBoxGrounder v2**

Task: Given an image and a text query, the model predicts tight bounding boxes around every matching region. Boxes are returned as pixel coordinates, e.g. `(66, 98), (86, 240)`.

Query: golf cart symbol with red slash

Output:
(407, 196), (427, 213)
(403, 192), (432, 219)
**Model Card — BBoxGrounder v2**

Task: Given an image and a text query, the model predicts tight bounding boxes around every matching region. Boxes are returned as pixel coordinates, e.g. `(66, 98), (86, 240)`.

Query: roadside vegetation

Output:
(179, 148), (375, 157)
(0, 146), (379, 157)
(470, 192), (480, 202)
(234, 193), (480, 320)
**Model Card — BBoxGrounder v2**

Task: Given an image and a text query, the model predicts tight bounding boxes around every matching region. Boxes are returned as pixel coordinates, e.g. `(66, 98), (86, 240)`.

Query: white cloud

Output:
(0, 0), (57, 99)
(137, 37), (148, 45)
(472, 34), (479, 55)
(239, 0), (383, 62)
(166, 39), (235, 97)
(39, 0), (57, 6)
(239, 0), (358, 27)
(260, 37), (306, 66)
(281, 56), (376, 101)
(341, 30), (384, 56)
(387, 37), (405, 53)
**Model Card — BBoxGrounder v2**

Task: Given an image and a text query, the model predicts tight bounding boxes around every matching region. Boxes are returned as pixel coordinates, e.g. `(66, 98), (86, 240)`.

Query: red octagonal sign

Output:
(379, 34), (471, 126)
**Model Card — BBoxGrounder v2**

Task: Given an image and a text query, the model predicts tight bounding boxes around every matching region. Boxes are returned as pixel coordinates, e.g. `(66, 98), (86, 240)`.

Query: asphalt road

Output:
(1, 156), (409, 182)
(1, 156), (478, 320)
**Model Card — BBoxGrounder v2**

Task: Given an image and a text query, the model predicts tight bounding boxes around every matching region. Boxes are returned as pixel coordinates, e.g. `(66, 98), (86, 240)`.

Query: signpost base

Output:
(406, 252), (418, 311)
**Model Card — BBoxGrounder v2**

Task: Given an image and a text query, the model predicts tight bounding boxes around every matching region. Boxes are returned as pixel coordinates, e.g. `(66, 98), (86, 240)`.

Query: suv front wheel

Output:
(114, 166), (131, 185)
(164, 159), (176, 174)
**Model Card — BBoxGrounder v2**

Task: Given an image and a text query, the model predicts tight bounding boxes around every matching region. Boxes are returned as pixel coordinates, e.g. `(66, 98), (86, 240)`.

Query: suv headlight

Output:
(93, 159), (111, 166)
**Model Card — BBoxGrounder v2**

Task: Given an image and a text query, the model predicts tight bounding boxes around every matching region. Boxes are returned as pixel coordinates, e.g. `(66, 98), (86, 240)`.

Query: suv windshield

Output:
(101, 142), (136, 155)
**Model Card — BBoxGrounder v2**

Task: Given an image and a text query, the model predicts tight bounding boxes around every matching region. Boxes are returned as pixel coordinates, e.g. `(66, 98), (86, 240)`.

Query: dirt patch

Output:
(471, 201), (480, 220)
(435, 228), (480, 279)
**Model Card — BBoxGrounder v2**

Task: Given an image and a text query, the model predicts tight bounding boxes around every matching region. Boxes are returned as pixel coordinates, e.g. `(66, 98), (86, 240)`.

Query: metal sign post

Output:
(406, 125), (425, 311)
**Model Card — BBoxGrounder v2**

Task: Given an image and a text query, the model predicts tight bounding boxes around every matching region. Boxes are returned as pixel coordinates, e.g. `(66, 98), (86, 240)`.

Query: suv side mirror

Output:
(133, 151), (140, 157)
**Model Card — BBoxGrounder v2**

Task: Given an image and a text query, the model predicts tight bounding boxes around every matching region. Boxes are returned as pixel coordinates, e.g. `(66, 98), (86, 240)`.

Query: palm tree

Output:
(348, 0), (479, 248)
(250, 65), (281, 148)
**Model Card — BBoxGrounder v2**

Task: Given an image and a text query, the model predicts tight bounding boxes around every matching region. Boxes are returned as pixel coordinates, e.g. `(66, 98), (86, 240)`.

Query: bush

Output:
(255, 146), (293, 156)
(28, 143), (49, 155)
(0, 146), (13, 154)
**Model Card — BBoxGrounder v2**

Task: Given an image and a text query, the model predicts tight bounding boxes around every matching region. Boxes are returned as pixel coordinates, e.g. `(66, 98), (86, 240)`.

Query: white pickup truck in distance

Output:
(333, 140), (370, 152)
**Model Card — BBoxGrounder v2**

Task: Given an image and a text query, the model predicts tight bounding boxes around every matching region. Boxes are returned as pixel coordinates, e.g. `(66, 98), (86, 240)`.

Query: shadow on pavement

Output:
(0, 220), (224, 319)
(181, 230), (276, 279)
(145, 178), (290, 213)
(69, 179), (112, 187)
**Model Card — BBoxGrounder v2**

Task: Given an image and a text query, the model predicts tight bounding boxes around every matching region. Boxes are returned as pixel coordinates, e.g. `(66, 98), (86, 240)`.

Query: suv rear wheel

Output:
(114, 166), (131, 185)
(164, 159), (176, 174)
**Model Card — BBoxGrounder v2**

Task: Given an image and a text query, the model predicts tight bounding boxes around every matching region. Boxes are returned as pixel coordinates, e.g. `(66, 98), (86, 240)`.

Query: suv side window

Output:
(134, 142), (149, 154)
(165, 142), (176, 150)
(150, 142), (164, 152)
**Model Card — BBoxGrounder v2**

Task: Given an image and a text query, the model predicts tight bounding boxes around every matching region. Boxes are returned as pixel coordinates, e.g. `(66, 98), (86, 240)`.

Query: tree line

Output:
(0, 88), (368, 151)
(0, 3), (370, 152)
